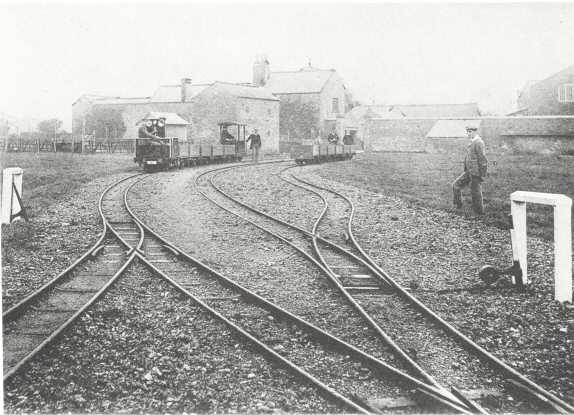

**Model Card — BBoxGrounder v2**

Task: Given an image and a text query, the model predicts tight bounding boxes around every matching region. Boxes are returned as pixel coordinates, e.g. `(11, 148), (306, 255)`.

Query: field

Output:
(317, 151), (574, 242)
(0, 152), (138, 217)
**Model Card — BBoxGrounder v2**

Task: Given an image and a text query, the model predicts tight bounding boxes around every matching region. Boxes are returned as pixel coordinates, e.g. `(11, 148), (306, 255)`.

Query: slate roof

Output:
(394, 103), (480, 118)
(426, 119), (482, 138)
(140, 112), (190, 125)
(264, 68), (335, 94)
(94, 97), (152, 105)
(212, 82), (279, 101)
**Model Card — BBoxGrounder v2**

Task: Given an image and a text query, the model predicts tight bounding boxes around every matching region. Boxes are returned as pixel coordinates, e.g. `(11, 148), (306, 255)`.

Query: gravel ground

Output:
(2, 171), (138, 311)
(4, 158), (572, 412)
(129, 167), (410, 371)
(297, 163), (574, 407)
(5, 262), (340, 413)
(191, 163), (554, 412)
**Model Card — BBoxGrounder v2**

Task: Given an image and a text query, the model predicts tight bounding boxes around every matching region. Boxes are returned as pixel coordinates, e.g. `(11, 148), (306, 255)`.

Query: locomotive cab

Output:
(219, 122), (247, 160)
(134, 116), (181, 171)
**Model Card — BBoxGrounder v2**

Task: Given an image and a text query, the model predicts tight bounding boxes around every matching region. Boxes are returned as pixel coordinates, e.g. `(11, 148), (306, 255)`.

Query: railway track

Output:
(2, 174), (144, 381)
(201, 161), (574, 414)
(125, 165), (477, 414)
(4, 162), (466, 413)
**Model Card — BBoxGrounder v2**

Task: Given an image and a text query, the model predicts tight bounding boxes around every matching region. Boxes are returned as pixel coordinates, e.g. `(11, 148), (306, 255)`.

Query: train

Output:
(134, 138), (246, 172)
(134, 115), (361, 172)
(134, 118), (247, 172)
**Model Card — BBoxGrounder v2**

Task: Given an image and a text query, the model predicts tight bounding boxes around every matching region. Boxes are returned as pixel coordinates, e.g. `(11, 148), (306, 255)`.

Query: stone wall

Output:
(236, 97), (280, 154)
(363, 119), (434, 152)
(364, 116), (574, 154)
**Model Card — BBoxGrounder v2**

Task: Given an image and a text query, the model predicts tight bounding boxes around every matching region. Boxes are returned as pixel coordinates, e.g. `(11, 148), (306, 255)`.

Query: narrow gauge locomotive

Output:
(134, 115), (247, 172)
(291, 143), (362, 165)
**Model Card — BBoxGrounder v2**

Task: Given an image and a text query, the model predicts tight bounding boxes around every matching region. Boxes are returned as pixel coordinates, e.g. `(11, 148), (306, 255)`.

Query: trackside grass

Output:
(316, 152), (574, 242)
(0, 152), (138, 216)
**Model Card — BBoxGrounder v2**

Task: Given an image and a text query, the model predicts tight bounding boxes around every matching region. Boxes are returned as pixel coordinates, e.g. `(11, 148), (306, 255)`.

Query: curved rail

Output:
(131, 164), (476, 413)
(208, 165), (455, 395)
(3, 174), (145, 382)
(2, 173), (142, 321)
(289, 168), (574, 414)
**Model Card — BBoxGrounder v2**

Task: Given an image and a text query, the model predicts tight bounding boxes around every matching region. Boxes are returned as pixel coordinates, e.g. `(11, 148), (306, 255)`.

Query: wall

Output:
(188, 85), (236, 145)
(319, 73), (347, 136)
(236, 97), (280, 153)
(364, 116), (574, 154)
(276, 93), (321, 141)
(364, 118), (435, 152)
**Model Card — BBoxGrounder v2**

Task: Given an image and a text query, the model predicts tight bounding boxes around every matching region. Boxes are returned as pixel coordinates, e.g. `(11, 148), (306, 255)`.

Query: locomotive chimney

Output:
(252, 54), (270, 87)
(181, 78), (192, 102)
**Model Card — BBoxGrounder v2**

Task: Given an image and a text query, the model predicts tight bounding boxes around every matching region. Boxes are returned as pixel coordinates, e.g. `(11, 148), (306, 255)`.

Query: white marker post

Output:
(510, 191), (572, 303)
(1, 167), (25, 224)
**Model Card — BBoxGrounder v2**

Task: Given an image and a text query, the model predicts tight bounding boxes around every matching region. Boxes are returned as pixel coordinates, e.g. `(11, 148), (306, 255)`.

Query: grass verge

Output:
(316, 152), (574, 242)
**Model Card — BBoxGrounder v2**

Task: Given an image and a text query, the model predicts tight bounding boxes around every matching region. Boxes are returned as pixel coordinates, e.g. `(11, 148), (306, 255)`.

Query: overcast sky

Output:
(1, 3), (574, 130)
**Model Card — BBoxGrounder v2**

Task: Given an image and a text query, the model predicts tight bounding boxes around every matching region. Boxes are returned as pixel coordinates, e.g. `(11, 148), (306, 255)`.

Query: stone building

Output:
(252, 56), (353, 141)
(517, 64), (574, 115)
(73, 79), (280, 152)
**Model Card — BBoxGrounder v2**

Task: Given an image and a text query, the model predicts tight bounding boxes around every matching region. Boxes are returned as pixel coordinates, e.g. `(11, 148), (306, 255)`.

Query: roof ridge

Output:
(270, 68), (334, 74)
(394, 102), (478, 107)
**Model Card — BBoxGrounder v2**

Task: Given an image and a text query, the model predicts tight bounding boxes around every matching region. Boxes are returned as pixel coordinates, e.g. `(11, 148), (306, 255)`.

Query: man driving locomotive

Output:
(138, 120), (163, 145)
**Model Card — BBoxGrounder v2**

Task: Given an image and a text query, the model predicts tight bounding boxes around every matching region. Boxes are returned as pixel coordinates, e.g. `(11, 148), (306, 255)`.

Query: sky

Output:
(1, 2), (574, 131)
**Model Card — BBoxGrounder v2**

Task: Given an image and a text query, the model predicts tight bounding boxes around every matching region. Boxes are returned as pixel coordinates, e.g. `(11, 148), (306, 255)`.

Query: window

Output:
(558, 84), (574, 102)
(331, 98), (339, 114)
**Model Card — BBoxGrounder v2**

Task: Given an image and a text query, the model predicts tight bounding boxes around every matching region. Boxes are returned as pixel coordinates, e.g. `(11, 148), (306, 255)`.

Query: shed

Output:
(139, 112), (191, 141)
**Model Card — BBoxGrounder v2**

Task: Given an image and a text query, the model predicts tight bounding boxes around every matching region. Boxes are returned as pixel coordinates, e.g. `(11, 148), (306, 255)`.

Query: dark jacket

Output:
(464, 135), (488, 177)
(246, 133), (261, 149)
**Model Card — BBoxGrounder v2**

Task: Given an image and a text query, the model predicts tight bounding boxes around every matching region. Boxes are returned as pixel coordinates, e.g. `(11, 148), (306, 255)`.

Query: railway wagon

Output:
(292, 143), (362, 165)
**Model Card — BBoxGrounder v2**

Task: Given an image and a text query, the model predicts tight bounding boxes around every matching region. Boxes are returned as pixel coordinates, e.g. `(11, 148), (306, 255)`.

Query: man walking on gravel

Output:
(246, 129), (262, 163)
(452, 125), (488, 215)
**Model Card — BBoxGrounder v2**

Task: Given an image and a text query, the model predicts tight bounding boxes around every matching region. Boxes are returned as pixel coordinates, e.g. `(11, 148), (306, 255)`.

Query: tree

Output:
(279, 99), (320, 141)
(84, 106), (126, 139)
(37, 118), (63, 138)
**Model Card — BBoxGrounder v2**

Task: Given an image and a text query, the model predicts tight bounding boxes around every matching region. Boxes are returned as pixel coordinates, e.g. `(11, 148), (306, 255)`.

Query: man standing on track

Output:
(246, 128), (262, 163)
(452, 125), (488, 215)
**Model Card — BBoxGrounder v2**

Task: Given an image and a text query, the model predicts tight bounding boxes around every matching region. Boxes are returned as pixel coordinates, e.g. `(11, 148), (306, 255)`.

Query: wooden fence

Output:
(0, 137), (135, 154)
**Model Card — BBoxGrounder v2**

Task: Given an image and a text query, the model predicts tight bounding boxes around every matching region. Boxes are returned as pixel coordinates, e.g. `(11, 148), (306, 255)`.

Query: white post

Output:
(554, 199), (572, 302)
(510, 200), (528, 284)
(1, 167), (24, 224)
(510, 191), (572, 302)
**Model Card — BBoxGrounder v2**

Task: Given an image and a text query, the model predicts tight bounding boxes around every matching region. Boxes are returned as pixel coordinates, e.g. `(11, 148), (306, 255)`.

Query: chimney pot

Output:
(181, 78), (192, 102)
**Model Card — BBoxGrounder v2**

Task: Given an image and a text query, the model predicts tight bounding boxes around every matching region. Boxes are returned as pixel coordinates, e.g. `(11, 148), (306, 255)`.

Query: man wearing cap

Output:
(138, 120), (162, 145)
(452, 126), (488, 215)
(246, 128), (262, 163)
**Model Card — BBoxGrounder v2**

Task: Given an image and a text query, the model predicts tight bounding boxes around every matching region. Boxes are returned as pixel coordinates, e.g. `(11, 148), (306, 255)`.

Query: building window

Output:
(558, 84), (574, 102)
(245, 104), (250, 113)
(332, 98), (339, 114)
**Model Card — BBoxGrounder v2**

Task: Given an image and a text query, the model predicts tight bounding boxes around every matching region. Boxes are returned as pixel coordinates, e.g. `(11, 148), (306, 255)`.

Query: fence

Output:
(0, 137), (135, 154)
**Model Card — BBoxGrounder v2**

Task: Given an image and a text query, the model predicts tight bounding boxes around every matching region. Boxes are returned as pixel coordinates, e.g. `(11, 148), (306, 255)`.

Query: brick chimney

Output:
(252, 55), (270, 87)
(181, 78), (192, 102)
